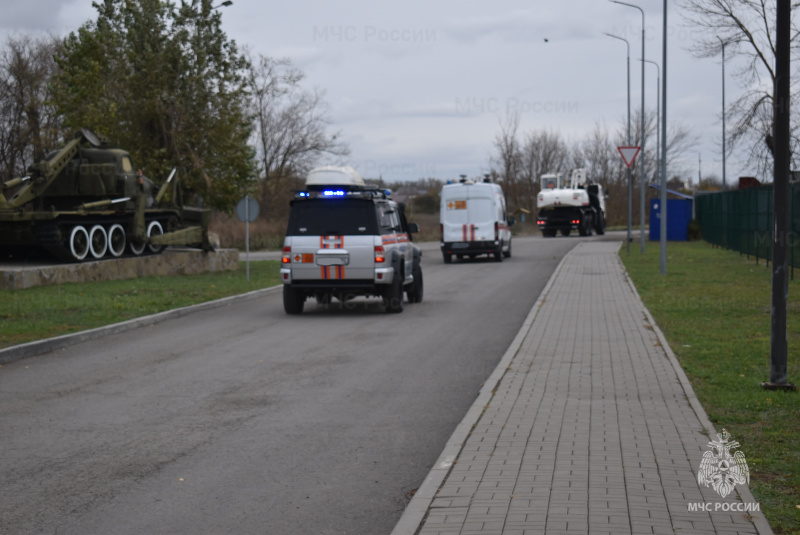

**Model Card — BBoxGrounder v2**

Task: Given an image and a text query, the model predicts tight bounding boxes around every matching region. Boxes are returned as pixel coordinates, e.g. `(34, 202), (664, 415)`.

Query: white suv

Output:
(280, 166), (423, 314)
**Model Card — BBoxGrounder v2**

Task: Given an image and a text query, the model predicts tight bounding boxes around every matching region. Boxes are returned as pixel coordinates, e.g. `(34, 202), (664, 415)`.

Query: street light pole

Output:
(611, 1), (645, 253)
(643, 59), (660, 211)
(660, 0), (667, 274)
(718, 36), (727, 190)
(606, 32), (632, 253)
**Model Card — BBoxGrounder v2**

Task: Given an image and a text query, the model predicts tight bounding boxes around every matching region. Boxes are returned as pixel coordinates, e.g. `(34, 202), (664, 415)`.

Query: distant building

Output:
(738, 177), (761, 190)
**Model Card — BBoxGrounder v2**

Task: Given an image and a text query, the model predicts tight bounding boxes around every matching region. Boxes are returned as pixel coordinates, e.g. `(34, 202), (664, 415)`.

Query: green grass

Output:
(621, 241), (800, 534)
(0, 261), (282, 350)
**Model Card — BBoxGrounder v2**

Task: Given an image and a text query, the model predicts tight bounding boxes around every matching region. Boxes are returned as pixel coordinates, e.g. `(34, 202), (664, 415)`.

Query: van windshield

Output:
(287, 198), (378, 236)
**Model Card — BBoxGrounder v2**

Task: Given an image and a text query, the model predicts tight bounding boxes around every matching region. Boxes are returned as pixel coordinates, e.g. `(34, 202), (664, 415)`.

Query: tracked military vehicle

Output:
(0, 129), (213, 262)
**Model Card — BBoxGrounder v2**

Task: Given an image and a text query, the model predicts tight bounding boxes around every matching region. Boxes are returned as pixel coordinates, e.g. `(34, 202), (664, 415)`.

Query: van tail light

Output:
(440, 224), (443, 241)
(495, 222), (499, 240)
(282, 246), (291, 264)
(374, 245), (386, 263)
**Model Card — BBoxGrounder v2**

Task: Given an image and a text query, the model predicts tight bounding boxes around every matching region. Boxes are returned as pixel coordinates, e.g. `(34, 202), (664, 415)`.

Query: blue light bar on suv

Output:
(293, 187), (391, 200)
(322, 190), (346, 197)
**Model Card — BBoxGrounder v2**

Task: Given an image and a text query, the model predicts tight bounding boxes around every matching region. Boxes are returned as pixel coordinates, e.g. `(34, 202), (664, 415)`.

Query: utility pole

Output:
(764, 0), (795, 391)
(659, 0), (668, 274)
(718, 37), (727, 190)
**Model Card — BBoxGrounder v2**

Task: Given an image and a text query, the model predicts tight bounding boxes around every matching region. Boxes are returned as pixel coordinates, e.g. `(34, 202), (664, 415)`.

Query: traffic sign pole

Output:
(618, 146), (641, 253)
(236, 195), (260, 283)
(245, 195), (250, 283)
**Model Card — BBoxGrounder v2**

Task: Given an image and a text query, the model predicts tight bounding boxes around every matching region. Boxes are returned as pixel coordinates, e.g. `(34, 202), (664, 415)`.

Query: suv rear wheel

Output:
(283, 286), (305, 314)
(383, 270), (404, 313)
(406, 261), (423, 303)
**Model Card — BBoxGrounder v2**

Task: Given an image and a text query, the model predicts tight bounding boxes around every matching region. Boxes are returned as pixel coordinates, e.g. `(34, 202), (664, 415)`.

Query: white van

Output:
(440, 179), (512, 263)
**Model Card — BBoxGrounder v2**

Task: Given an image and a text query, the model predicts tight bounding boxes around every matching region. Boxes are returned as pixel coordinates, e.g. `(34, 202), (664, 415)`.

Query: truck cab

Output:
(536, 168), (606, 237)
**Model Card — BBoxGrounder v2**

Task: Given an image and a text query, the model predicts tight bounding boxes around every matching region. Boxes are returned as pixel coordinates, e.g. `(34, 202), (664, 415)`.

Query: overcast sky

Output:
(2, 0), (758, 184)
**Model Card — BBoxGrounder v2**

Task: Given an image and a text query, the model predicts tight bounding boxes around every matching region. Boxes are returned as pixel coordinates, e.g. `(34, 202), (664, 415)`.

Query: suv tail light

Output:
(374, 245), (386, 263)
(282, 246), (291, 264)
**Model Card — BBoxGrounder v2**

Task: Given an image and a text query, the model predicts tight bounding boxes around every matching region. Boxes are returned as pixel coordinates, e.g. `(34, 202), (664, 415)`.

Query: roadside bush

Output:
(688, 219), (702, 241)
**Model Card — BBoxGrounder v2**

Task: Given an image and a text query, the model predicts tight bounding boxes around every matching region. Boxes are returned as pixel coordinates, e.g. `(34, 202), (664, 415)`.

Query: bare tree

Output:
(0, 34), (63, 183)
(489, 112), (523, 211)
(680, 0), (800, 177)
(249, 54), (349, 191)
(518, 129), (569, 211)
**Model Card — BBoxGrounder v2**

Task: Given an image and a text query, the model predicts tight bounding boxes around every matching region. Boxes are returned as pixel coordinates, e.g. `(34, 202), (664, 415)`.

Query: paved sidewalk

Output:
(392, 241), (772, 535)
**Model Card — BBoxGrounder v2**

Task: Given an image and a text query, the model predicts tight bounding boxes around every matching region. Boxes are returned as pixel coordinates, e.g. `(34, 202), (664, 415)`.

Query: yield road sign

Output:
(617, 146), (641, 168)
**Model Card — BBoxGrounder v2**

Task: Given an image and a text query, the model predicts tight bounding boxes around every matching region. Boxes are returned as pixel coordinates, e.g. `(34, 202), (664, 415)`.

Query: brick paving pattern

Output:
(414, 241), (769, 535)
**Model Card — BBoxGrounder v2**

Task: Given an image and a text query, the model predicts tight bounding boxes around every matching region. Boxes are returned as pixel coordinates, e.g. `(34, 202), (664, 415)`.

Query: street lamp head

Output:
(604, 32), (630, 52)
(609, 0), (644, 13)
(213, 0), (233, 8)
(639, 58), (660, 74)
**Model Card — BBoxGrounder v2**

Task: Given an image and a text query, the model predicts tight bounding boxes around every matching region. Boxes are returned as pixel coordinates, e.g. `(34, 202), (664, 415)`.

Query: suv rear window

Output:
(287, 198), (379, 236)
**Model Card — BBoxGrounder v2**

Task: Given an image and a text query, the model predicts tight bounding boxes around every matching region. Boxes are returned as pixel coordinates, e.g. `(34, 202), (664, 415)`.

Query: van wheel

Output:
(494, 244), (503, 262)
(383, 271), (404, 313)
(283, 286), (305, 314)
(503, 240), (512, 258)
(407, 262), (423, 303)
(442, 252), (452, 264)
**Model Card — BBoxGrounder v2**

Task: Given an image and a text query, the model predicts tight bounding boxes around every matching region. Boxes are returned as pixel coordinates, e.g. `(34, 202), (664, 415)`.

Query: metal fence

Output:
(695, 182), (800, 277)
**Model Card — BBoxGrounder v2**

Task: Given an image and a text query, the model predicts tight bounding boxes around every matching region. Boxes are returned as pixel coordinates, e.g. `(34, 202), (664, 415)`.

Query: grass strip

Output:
(0, 260), (281, 350)
(620, 241), (799, 534)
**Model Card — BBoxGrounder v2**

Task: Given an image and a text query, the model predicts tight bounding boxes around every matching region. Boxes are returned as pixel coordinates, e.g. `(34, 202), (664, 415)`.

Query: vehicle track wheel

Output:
(406, 261), (423, 303)
(383, 269), (404, 313)
(107, 224), (126, 257)
(129, 237), (146, 256)
(283, 286), (305, 314)
(68, 225), (90, 261)
(89, 225), (108, 259)
(147, 220), (165, 253)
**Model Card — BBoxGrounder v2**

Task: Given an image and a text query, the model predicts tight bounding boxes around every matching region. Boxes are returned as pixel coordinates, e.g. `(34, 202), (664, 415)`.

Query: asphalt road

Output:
(0, 235), (618, 535)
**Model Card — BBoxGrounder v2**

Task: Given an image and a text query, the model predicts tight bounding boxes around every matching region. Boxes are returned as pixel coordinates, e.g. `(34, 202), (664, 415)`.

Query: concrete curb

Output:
(616, 250), (774, 535)
(0, 285), (283, 366)
(389, 242), (579, 535)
